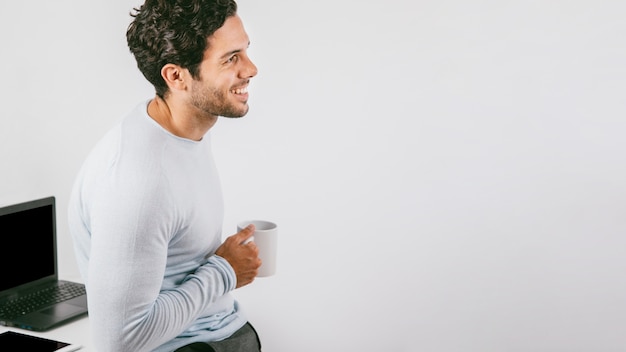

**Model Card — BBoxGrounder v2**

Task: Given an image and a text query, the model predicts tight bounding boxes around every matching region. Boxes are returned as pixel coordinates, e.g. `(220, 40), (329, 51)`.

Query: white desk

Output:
(1, 314), (93, 351)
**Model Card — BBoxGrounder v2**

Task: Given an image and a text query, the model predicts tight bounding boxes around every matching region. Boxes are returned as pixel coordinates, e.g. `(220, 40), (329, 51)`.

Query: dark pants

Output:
(174, 322), (262, 352)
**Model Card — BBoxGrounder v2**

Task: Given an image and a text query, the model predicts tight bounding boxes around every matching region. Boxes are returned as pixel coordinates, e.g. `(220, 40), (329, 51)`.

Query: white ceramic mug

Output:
(237, 220), (278, 277)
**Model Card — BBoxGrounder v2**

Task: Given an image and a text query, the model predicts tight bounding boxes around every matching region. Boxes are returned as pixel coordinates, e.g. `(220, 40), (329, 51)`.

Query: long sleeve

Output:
(68, 101), (247, 352)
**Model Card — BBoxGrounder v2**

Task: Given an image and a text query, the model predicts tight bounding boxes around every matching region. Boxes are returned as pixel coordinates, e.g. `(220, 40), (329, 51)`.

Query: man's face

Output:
(189, 14), (258, 118)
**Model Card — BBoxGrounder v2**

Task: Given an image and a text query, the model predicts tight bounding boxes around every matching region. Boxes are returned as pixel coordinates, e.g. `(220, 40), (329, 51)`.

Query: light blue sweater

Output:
(68, 100), (247, 352)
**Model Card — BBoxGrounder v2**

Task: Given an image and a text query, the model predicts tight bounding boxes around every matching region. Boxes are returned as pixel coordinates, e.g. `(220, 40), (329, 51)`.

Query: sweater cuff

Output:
(210, 255), (237, 292)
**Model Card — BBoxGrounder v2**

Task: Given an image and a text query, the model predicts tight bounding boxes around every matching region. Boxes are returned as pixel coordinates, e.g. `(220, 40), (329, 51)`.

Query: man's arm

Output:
(86, 193), (235, 352)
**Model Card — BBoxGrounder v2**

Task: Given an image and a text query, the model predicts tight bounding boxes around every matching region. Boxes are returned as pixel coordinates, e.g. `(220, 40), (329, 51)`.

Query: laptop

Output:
(0, 196), (88, 331)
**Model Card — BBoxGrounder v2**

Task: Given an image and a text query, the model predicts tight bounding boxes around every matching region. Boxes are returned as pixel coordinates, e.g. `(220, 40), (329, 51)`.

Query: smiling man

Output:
(68, 1), (262, 351)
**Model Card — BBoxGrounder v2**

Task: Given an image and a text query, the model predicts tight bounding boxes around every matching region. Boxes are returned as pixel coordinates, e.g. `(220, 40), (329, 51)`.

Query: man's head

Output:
(127, 0), (238, 99)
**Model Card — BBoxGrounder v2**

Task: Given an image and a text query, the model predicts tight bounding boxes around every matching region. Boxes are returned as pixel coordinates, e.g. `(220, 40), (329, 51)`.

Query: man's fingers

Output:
(236, 224), (255, 244)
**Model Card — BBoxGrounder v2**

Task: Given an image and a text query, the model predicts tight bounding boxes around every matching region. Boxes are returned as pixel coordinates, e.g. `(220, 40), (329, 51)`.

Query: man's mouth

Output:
(231, 86), (248, 95)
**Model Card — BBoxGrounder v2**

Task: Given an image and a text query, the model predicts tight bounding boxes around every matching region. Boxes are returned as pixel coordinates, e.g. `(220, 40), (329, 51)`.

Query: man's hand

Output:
(215, 224), (262, 288)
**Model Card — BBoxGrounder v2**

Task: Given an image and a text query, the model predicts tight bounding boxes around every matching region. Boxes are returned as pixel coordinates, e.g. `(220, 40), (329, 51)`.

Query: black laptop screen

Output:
(0, 200), (56, 292)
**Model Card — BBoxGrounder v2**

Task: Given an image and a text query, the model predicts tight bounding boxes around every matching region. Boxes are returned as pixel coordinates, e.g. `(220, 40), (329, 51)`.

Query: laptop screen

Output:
(0, 197), (56, 293)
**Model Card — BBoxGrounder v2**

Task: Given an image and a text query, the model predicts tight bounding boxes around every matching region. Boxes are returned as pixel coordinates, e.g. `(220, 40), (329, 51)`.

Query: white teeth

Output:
(232, 87), (248, 94)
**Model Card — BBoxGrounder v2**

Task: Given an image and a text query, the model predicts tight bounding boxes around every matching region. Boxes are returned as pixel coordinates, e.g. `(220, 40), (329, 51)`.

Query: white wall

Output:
(2, 1), (625, 351)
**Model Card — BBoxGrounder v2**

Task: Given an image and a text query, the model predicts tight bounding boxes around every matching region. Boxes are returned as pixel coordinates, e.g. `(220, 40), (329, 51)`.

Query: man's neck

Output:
(147, 96), (217, 141)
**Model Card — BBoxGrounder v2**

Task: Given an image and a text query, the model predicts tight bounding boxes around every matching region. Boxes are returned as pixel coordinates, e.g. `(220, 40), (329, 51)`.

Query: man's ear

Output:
(161, 64), (189, 92)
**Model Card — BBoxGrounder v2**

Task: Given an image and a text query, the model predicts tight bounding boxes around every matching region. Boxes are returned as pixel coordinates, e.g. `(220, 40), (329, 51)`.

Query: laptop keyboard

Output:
(0, 282), (86, 319)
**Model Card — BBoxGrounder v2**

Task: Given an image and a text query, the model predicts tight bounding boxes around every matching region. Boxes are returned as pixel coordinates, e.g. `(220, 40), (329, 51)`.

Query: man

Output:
(68, 0), (262, 351)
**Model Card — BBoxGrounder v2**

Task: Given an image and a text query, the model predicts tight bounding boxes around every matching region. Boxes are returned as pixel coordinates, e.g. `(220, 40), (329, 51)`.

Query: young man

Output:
(68, 1), (262, 351)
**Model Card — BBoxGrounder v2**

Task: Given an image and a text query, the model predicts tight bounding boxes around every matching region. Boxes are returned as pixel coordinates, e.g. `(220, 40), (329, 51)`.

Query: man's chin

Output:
(220, 106), (249, 119)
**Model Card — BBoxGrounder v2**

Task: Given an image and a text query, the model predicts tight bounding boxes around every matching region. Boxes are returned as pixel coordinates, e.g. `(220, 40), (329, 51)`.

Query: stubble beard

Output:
(191, 82), (249, 119)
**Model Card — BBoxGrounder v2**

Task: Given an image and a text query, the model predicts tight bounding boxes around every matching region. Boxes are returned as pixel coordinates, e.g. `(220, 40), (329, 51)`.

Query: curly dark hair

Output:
(126, 0), (238, 98)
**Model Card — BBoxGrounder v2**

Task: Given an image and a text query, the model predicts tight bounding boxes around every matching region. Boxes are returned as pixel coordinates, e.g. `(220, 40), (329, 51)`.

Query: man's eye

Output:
(226, 55), (238, 63)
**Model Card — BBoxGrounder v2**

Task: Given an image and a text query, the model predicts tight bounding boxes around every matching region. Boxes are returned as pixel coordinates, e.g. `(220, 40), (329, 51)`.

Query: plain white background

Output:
(1, 1), (625, 351)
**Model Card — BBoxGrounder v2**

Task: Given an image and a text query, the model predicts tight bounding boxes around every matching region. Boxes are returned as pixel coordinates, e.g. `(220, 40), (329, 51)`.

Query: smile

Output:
(231, 86), (248, 95)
